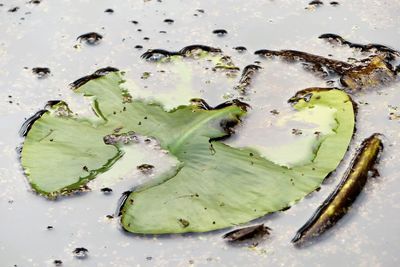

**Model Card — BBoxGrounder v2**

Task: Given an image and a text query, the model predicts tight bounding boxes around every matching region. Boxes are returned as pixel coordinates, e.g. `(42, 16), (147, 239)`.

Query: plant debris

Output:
(53, 260), (62, 266)
(72, 247), (89, 259)
(212, 29), (228, 36)
(77, 32), (103, 45)
(32, 67), (51, 78)
(136, 164), (155, 174)
(223, 224), (271, 242)
(100, 187), (113, 194)
(103, 132), (139, 145)
(234, 65), (262, 95)
(292, 133), (383, 245)
(255, 34), (399, 91)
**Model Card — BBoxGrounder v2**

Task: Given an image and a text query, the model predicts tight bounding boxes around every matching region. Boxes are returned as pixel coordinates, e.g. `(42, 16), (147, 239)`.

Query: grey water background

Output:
(0, 0), (400, 266)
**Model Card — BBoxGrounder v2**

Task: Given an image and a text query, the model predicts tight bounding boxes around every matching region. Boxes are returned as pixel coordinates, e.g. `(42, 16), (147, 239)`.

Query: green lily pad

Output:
(121, 88), (355, 234)
(21, 71), (355, 234)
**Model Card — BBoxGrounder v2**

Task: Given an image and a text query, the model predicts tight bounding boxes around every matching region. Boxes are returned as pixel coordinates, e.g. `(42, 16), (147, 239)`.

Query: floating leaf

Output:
(21, 72), (355, 233)
(121, 88), (355, 234)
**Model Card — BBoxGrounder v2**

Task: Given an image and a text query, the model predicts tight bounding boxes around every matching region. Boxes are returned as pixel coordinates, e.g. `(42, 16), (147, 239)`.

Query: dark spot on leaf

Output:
(178, 218), (190, 228)
(141, 72), (151, 79)
(104, 131), (138, 145)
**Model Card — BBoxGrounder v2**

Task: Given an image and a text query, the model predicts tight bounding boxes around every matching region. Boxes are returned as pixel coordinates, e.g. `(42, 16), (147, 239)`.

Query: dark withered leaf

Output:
(223, 224), (271, 242)
(292, 134), (383, 245)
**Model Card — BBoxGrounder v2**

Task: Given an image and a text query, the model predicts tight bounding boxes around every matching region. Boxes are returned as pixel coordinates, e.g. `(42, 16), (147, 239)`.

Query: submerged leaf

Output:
(255, 41), (399, 91)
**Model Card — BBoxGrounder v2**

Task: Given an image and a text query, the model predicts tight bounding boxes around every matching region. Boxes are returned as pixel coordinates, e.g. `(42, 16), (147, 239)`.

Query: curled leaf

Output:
(292, 133), (383, 245)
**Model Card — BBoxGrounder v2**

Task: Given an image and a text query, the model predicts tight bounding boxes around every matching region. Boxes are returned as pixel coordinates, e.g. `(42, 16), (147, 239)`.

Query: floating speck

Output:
(164, 18), (174, 24)
(77, 32), (103, 45)
(212, 29), (228, 36)
(270, 109), (279, 115)
(233, 46), (247, 53)
(53, 259), (62, 266)
(100, 187), (113, 194)
(32, 67), (51, 78)
(8, 6), (19, 12)
(137, 164), (154, 174)
(72, 247), (89, 259)
(309, 0), (324, 6)
(104, 8), (114, 13)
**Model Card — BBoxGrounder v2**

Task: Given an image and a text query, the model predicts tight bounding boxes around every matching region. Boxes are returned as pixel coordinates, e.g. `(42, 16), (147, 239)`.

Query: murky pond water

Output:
(1, 0), (400, 266)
